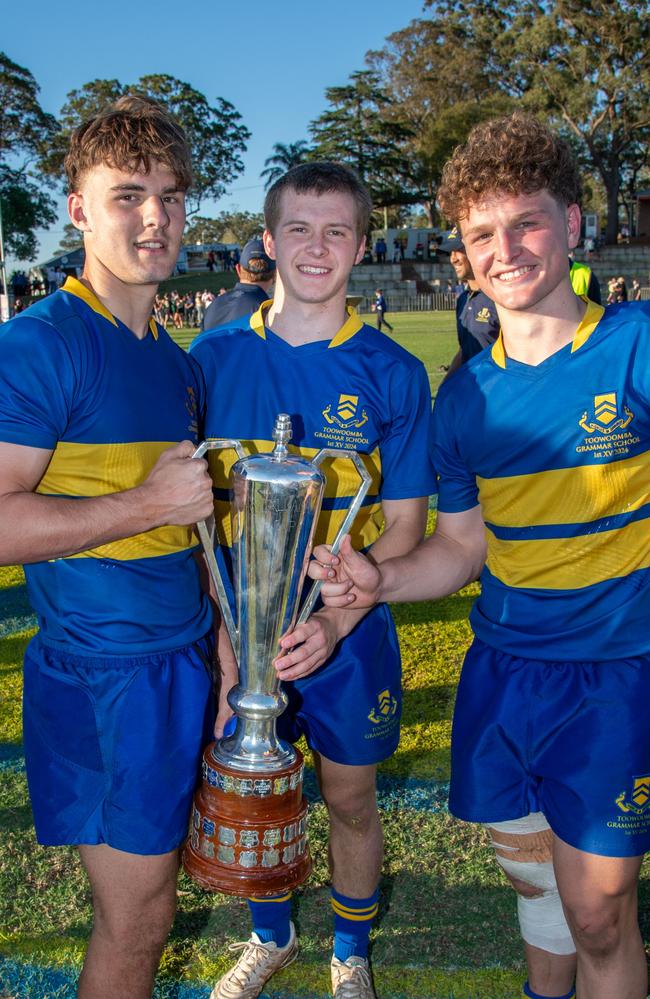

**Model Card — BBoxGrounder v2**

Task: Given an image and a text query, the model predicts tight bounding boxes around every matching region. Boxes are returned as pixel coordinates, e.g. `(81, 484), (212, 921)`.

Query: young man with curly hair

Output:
(309, 113), (650, 999)
(0, 97), (220, 998)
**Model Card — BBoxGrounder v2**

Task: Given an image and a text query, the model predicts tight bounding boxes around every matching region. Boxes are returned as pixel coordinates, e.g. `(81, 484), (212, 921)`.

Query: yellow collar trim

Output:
(62, 276), (158, 340)
(571, 298), (605, 353)
(329, 306), (364, 347)
(250, 300), (271, 340)
(491, 297), (604, 369)
(249, 301), (363, 348)
(491, 332), (507, 369)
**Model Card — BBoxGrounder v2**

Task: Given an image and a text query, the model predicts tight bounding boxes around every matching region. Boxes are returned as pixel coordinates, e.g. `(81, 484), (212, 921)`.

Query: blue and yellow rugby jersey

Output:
(433, 299), (650, 661)
(190, 302), (436, 553)
(0, 277), (211, 655)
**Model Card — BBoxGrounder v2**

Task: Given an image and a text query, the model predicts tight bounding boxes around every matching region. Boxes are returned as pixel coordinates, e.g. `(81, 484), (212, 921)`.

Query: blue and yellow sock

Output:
(331, 887), (379, 962)
(522, 981), (575, 999)
(247, 893), (292, 948)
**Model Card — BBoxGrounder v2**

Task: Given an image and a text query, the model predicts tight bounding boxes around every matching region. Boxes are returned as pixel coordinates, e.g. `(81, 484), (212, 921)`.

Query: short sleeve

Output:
(0, 316), (77, 449)
(432, 389), (479, 512)
(379, 361), (437, 500)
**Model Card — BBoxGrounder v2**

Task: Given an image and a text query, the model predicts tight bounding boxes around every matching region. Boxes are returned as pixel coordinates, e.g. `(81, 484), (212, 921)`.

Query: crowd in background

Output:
(606, 275), (642, 303)
(152, 289), (220, 329)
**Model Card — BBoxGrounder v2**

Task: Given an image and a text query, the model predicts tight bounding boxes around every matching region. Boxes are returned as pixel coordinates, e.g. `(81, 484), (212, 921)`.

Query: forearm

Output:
(376, 530), (482, 604)
(318, 498), (428, 640)
(0, 485), (162, 565)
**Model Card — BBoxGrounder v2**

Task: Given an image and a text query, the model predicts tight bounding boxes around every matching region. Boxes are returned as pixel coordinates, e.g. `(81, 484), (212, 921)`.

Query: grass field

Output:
(1, 312), (648, 998)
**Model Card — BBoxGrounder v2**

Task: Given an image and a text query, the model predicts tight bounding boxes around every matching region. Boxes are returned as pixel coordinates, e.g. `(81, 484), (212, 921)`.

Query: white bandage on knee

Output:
(487, 813), (576, 956)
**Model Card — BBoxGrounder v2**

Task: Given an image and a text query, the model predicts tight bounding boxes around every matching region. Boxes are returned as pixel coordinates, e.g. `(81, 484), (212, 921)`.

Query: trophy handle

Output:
(193, 438), (246, 655)
(296, 448), (371, 626)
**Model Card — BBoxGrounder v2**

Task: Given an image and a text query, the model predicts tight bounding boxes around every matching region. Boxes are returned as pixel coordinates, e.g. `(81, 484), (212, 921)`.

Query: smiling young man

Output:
(308, 114), (650, 999)
(0, 97), (218, 999)
(190, 162), (436, 999)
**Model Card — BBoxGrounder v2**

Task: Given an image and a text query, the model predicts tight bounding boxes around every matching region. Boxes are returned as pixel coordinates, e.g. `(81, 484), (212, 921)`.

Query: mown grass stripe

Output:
(0, 958), (215, 998)
(0, 743), (449, 810)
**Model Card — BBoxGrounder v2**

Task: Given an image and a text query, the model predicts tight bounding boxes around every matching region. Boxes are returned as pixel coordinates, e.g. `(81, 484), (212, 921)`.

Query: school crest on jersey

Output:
(322, 394), (368, 430)
(476, 307), (493, 324)
(578, 392), (634, 435)
(368, 687), (398, 726)
(616, 774), (650, 815)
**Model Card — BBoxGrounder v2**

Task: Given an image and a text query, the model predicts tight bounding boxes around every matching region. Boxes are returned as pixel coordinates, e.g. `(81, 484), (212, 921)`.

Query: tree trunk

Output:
(604, 174), (620, 245)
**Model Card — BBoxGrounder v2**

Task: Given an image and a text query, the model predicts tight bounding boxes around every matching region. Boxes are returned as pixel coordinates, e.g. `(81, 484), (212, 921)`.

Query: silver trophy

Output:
(183, 413), (370, 895)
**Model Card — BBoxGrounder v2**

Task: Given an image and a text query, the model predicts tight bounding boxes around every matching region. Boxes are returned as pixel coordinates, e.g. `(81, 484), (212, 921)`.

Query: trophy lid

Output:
(232, 414), (325, 487)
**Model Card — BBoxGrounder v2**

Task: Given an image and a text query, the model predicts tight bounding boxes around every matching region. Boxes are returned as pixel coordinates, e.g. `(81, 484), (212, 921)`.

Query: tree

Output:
(260, 141), (311, 189)
(367, 17), (514, 224)
(39, 75), (251, 215)
(184, 211), (265, 247)
(0, 53), (59, 270)
(419, 0), (650, 242)
(56, 222), (84, 254)
(309, 71), (417, 215)
(0, 165), (57, 260)
(0, 52), (59, 160)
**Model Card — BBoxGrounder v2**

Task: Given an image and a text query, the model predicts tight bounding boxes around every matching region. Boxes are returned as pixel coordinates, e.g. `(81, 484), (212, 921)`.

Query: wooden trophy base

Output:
(182, 742), (312, 897)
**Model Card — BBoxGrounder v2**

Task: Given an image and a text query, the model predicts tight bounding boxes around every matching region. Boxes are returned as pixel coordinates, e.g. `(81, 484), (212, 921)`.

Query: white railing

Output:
(358, 293), (457, 313)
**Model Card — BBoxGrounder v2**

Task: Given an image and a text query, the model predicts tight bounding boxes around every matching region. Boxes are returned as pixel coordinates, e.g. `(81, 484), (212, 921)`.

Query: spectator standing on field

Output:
(202, 237), (276, 331)
(437, 226), (499, 379)
(372, 288), (394, 332)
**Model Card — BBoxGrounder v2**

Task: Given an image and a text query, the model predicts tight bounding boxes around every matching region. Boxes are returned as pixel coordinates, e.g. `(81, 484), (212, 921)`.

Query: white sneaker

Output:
(210, 922), (298, 999)
(331, 955), (377, 998)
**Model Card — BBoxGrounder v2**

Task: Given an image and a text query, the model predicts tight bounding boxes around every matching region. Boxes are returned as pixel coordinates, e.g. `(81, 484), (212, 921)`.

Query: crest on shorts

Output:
(578, 392), (634, 435)
(323, 394), (368, 430)
(368, 687), (398, 725)
(615, 774), (650, 815)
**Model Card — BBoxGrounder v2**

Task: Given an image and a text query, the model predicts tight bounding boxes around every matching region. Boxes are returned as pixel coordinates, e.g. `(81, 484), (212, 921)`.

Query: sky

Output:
(4, 0), (426, 271)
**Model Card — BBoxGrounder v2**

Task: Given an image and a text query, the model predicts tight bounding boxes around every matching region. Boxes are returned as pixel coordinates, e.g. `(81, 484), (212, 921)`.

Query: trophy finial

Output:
(272, 413), (292, 458)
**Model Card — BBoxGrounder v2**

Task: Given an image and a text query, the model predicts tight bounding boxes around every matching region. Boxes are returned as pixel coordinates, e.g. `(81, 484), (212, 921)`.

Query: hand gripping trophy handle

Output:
(183, 414), (371, 896)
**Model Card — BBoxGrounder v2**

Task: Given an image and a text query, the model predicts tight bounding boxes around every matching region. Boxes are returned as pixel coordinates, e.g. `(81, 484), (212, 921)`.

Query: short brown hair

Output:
(240, 259), (275, 283)
(264, 162), (373, 239)
(438, 112), (582, 223)
(65, 94), (192, 192)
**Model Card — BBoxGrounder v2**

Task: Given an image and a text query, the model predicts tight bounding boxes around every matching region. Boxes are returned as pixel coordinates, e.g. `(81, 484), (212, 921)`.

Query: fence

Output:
(356, 292), (457, 313)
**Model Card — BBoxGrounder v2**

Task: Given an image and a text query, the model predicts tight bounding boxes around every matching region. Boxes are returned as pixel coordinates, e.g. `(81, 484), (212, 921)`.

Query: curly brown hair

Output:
(65, 95), (192, 193)
(438, 112), (582, 223)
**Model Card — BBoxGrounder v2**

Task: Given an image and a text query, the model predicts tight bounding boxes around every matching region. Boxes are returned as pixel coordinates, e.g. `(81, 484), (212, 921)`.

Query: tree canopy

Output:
(184, 211), (265, 247)
(0, 53), (59, 270)
(413, 0), (650, 240)
(309, 71), (418, 216)
(39, 74), (250, 216)
(261, 141), (311, 189)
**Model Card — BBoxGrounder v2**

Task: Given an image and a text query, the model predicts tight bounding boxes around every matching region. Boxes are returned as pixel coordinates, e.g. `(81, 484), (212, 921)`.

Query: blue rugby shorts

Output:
(449, 637), (650, 857)
(278, 602), (402, 766)
(23, 633), (215, 855)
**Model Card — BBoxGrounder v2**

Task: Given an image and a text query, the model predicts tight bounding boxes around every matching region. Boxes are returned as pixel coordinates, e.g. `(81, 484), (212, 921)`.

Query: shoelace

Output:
(223, 939), (274, 987)
(334, 962), (373, 998)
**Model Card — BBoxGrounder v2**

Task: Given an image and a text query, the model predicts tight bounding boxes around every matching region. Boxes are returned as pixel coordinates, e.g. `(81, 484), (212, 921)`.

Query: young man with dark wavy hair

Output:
(309, 113), (650, 999)
(0, 96), (220, 998)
